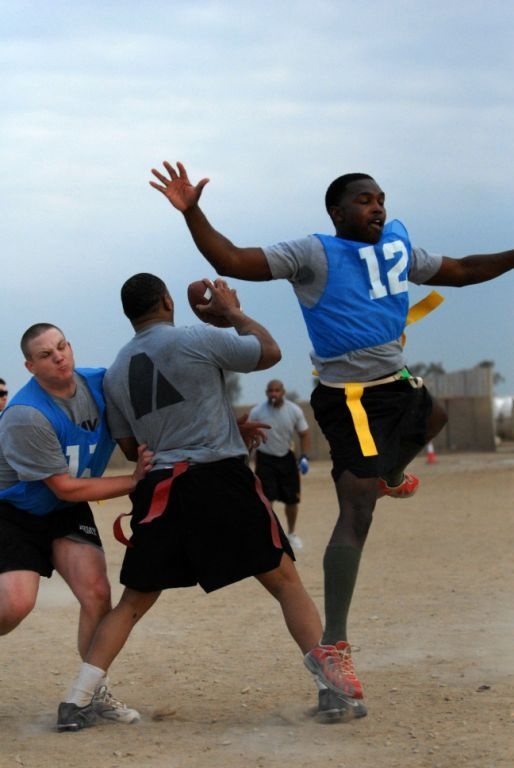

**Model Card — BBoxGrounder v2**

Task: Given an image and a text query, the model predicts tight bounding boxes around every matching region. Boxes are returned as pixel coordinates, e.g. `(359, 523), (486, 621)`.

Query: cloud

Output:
(2, 0), (514, 401)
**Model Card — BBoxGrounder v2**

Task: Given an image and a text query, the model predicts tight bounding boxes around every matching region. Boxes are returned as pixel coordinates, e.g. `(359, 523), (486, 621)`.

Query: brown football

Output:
(187, 280), (231, 328)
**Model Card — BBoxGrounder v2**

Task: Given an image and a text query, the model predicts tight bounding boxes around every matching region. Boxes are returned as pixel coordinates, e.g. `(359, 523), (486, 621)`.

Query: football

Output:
(187, 280), (232, 328)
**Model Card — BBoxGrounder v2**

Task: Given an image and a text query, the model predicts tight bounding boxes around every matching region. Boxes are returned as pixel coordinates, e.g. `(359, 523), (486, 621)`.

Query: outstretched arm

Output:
(425, 250), (514, 287)
(150, 161), (271, 281)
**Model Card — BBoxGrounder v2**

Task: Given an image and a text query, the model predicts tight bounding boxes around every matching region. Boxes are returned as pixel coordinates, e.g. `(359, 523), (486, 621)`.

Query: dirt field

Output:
(1, 450), (513, 768)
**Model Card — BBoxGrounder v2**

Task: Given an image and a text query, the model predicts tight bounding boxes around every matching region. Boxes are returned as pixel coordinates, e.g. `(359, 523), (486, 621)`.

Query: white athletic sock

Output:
(66, 663), (106, 706)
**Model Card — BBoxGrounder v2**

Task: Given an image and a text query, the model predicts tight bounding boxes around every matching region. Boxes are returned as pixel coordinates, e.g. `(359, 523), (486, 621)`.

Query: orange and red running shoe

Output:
(304, 641), (363, 700)
(377, 471), (419, 499)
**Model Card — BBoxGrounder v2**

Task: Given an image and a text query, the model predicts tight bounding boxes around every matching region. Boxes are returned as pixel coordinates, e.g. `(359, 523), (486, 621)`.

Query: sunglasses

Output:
(0, 391), (8, 397)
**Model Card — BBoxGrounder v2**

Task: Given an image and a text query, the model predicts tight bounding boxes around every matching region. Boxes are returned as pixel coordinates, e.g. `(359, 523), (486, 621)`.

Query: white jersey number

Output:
(66, 443), (97, 478)
(359, 240), (409, 300)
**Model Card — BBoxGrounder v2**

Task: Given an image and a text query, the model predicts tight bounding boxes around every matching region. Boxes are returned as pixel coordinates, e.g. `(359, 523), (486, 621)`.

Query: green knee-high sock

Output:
(321, 543), (362, 645)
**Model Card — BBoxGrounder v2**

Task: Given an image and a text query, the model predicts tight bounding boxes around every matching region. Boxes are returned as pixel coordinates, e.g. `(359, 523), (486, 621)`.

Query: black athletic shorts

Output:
(120, 457), (294, 593)
(0, 501), (103, 578)
(311, 380), (433, 482)
(254, 450), (300, 505)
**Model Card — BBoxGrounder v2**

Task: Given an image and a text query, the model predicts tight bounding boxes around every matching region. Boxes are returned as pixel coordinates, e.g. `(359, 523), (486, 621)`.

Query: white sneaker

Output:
(92, 685), (140, 724)
(287, 532), (303, 549)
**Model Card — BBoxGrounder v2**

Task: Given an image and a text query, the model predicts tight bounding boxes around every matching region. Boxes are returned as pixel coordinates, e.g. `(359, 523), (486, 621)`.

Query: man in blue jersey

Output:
(149, 161), (514, 722)
(0, 323), (152, 723)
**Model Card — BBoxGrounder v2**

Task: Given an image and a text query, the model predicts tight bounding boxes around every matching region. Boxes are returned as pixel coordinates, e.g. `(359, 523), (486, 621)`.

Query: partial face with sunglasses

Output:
(0, 381), (7, 412)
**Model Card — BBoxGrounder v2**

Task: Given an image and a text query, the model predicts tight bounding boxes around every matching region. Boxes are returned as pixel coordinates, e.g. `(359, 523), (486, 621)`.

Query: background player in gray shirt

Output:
(250, 379), (311, 549)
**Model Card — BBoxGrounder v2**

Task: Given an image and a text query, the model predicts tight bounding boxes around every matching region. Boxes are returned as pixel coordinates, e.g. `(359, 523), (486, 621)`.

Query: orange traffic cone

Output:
(426, 441), (437, 464)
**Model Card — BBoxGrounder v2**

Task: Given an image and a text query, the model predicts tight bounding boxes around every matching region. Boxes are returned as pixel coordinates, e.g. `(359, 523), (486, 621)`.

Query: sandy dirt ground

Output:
(1, 449), (513, 768)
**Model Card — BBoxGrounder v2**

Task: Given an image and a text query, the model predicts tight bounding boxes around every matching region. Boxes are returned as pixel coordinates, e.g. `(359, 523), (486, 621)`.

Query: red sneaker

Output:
(378, 471), (419, 499)
(334, 641), (363, 699)
(304, 642), (363, 699)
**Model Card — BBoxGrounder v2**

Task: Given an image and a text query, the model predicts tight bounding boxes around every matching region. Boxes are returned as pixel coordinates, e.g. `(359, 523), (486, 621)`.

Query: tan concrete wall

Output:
(424, 367), (496, 452)
(433, 397), (496, 452)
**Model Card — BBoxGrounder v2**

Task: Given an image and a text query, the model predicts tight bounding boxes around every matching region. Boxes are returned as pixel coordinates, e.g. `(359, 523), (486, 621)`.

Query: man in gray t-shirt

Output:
(250, 379), (311, 549)
(60, 273), (367, 732)
(149, 160), (514, 723)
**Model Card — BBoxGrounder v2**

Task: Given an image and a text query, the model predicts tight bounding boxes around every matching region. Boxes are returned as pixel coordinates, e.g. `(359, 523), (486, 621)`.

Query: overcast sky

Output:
(2, 0), (513, 406)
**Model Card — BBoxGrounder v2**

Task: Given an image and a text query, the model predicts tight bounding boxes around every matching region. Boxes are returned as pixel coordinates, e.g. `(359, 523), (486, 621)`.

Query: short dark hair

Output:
(325, 173), (374, 213)
(121, 273), (168, 321)
(0, 378), (5, 386)
(21, 323), (63, 360)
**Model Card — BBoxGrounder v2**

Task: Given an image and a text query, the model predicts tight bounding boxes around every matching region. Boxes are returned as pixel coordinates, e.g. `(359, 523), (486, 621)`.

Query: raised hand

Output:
(195, 278), (241, 324)
(149, 161), (209, 212)
(237, 413), (271, 451)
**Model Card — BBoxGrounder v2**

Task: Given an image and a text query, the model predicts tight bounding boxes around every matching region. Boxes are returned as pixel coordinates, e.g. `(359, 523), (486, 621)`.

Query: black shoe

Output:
(316, 688), (368, 724)
(57, 701), (98, 732)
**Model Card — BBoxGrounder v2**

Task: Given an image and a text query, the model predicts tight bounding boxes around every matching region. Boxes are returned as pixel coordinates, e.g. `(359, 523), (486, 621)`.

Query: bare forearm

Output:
(427, 250), (514, 287)
(183, 206), (271, 280)
(300, 432), (311, 456)
(460, 251), (514, 284)
(183, 206), (234, 271)
(226, 308), (281, 370)
(45, 474), (138, 502)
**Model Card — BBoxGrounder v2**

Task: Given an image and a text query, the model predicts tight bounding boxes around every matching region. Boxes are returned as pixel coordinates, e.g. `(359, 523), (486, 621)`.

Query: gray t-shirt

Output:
(262, 235), (443, 382)
(0, 373), (100, 488)
(249, 398), (308, 457)
(103, 322), (261, 468)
